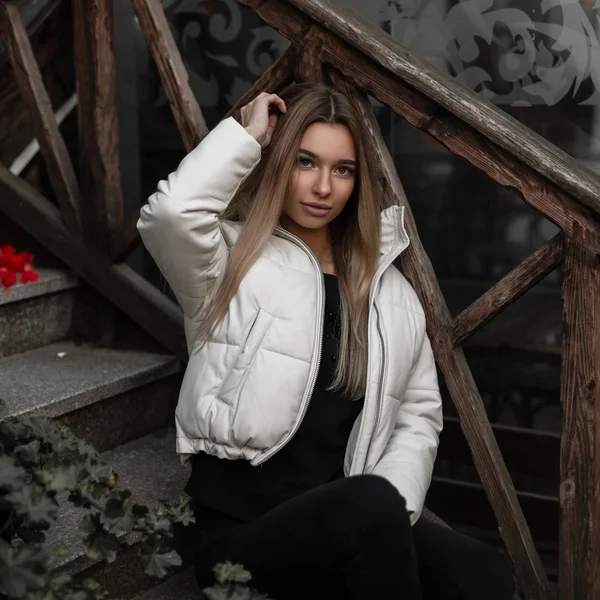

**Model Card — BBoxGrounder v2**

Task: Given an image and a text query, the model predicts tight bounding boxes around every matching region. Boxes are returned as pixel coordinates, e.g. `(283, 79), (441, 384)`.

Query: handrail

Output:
(284, 0), (600, 217)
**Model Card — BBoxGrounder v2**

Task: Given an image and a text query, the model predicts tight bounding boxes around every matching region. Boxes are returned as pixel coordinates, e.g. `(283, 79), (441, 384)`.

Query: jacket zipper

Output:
(348, 238), (409, 476)
(363, 301), (386, 471)
(251, 226), (325, 466)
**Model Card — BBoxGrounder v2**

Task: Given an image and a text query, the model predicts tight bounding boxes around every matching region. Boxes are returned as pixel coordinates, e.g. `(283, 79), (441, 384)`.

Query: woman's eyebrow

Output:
(299, 148), (357, 166)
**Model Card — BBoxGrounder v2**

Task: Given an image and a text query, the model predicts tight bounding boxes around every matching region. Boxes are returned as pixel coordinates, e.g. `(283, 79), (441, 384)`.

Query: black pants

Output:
(194, 475), (515, 600)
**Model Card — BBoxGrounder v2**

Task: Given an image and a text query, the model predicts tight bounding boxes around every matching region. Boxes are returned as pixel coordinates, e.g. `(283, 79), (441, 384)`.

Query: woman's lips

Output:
(300, 203), (332, 217)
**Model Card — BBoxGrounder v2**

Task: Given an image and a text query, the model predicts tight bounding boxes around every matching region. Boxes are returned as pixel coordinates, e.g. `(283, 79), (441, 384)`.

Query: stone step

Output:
(44, 429), (192, 599)
(0, 341), (181, 449)
(0, 267), (79, 358)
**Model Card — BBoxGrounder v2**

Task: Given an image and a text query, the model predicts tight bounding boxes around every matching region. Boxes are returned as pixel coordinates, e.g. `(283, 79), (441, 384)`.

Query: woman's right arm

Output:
(137, 117), (261, 321)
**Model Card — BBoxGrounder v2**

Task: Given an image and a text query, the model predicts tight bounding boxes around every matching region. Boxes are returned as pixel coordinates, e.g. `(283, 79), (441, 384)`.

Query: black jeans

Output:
(193, 475), (515, 600)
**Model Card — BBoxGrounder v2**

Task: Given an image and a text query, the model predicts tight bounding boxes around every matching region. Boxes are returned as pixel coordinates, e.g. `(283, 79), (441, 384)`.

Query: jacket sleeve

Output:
(137, 117), (262, 321)
(371, 315), (443, 525)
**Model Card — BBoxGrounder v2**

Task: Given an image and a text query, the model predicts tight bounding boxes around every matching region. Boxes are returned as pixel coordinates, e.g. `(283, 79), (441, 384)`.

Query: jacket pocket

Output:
(218, 308), (274, 408)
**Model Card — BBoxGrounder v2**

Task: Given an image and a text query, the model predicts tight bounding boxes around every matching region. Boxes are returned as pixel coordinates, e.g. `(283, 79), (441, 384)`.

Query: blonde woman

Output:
(138, 83), (515, 600)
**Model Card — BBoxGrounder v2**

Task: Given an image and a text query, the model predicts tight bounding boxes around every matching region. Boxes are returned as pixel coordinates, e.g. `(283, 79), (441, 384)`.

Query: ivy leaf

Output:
(141, 549), (181, 579)
(213, 562), (253, 586)
(83, 530), (121, 564)
(13, 440), (41, 465)
(6, 486), (57, 527)
(162, 496), (195, 527)
(99, 491), (135, 536)
(0, 538), (47, 597)
(37, 464), (79, 493)
(0, 455), (28, 490)
(82, 460), (112, 485)
(81, 514), (122, 563)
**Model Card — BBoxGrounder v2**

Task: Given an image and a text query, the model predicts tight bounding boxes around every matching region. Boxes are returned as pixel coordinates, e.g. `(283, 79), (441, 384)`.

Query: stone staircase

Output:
(0, 264), (200, 598)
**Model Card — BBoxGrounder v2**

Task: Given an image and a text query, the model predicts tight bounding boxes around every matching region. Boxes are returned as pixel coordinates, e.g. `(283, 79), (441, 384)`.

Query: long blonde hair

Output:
(203, 83), (386, 399)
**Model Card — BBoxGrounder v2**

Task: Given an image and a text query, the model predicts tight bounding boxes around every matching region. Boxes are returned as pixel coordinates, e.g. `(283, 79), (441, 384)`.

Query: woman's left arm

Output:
(371, 316), (443, 525)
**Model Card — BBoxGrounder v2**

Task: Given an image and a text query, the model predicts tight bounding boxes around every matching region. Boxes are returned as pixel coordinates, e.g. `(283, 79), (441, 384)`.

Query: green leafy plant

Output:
(202, 562), (271, 600)
(0, 400), (194, 599)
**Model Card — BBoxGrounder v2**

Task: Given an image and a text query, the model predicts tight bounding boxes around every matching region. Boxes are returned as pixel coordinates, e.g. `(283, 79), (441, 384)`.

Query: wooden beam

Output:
(223, 45), (296, 121)
(449, 234), (564, 347)
(293, 27), (325, 83)
(329, 77), (549, 599)
(559, 234), (600, 600)
(130, 0), (208, 152)
(261, 0), (600, 218)
(0, 0), (81, 232)
(110, 207), (141, 263)
(235, 0), (600, 256)
(72, 0), (123, 246)
(0, 161), (186, 360)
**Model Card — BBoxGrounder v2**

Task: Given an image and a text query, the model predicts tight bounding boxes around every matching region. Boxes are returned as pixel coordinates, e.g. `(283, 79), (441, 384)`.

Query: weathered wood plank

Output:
(559, 234), (600, 600)
(238, 8), (600, 256)
(262, 0), (600, 217)
(0, 0), (71, 168)
(330, 77), (549, 599)
(224, 45), (296, 121)
(449, 234), (564, 347)
(72, 0), (123, 245)
(130, 0), (207, 152)
(293, 27), (325, 83)
(0, 0), (81, 232)
(110, 208), (141, 263)
(0, 161), (186, 359)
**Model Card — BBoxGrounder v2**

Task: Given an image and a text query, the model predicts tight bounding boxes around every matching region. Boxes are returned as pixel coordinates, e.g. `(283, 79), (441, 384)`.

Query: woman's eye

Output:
(298, 157), (313, 167)
(336, 166), (354, 176)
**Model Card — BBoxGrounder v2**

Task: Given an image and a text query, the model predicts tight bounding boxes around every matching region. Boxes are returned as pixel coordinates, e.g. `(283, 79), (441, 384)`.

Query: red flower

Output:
(0, 245), (39, 291)
(21, 264), (39, 283)
(0, 267), (17, 288)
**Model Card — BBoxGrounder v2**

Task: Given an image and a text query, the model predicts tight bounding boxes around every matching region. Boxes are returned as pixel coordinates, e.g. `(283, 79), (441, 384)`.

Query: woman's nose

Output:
(313, 171), (332, 197)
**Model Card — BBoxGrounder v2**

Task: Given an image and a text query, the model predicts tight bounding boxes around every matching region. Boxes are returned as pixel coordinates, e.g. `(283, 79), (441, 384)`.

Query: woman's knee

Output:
(336, 475), (410, 533)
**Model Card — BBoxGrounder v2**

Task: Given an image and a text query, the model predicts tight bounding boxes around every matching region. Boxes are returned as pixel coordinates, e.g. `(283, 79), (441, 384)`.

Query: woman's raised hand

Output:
(240, 92), (287, 149)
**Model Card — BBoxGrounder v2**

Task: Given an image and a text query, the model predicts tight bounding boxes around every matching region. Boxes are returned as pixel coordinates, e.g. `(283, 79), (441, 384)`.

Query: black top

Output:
(184, 274), (365, 522)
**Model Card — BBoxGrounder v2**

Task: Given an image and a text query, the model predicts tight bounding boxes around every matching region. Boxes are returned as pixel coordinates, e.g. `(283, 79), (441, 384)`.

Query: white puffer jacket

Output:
(137, 117), (443, 523)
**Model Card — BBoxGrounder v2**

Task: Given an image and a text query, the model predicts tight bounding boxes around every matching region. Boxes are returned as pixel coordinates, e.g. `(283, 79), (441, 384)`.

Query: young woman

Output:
(138, 83), (515, 600)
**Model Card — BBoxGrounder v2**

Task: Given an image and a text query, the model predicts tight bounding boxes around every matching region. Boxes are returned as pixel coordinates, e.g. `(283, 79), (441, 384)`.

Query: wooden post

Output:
(0, 0), (81, 233)
(72, 0), (123, 251)
(559, 233), (600, 600)
(130, 0), (208, 152)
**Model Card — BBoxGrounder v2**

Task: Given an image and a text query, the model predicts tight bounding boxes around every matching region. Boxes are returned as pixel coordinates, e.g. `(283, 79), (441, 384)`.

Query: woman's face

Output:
(280, 122), (357, 233)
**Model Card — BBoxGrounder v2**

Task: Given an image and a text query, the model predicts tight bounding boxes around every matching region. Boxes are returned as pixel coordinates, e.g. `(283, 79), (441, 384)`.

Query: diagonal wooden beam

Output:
(223, 45), (296, 121)
(559, 234), (600, 600)
(73, 0), (124, 247)
(130, 0), (208, 152)
(329, 73), (549, 600)
(0, 161), (186, 360)
(110, 207), (141, 263)
(0, 0), (81, 233)
(450, 234), (564, 347)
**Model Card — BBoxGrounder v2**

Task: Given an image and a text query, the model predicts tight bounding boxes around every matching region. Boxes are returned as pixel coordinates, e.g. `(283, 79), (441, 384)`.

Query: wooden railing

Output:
(1, 0), (599, 598)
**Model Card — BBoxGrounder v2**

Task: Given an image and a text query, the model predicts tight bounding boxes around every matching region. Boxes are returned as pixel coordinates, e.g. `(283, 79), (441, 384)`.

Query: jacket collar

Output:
(379, 205), (410, 259)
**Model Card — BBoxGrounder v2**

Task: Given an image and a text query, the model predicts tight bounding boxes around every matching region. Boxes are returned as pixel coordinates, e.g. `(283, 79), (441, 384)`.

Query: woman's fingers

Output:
(240, 91), (287, 149)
